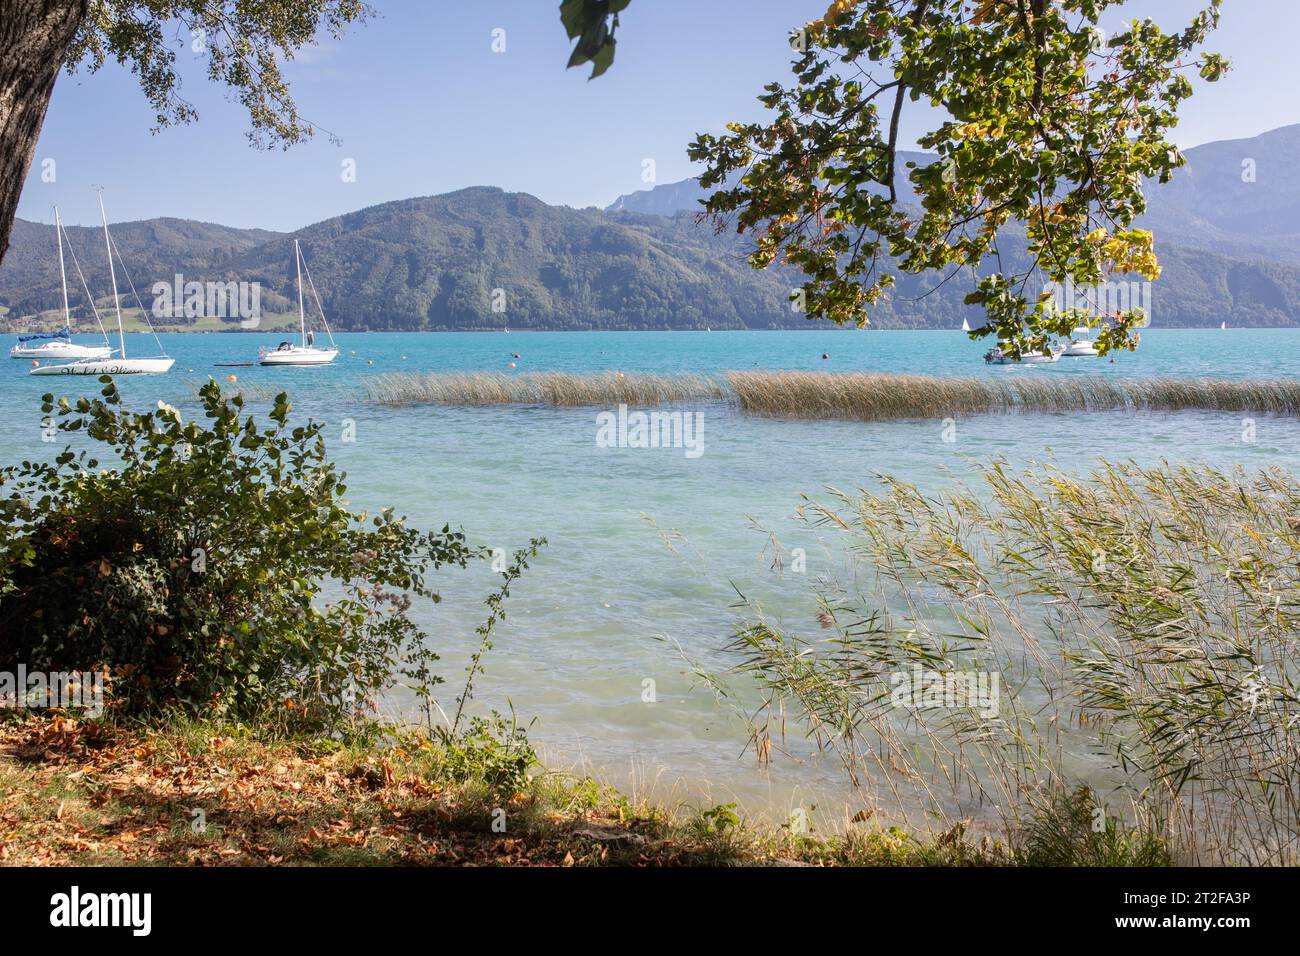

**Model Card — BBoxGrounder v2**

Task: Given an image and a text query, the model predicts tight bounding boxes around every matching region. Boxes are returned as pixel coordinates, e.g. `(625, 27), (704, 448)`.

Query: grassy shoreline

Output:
(0, 712), (1012, 867)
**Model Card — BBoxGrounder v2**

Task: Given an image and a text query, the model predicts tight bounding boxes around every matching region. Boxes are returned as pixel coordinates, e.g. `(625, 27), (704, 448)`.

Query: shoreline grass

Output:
(1, 711), (1174, 867)
(0, 712), (1014, 867)
(360, 370), (1300, 420)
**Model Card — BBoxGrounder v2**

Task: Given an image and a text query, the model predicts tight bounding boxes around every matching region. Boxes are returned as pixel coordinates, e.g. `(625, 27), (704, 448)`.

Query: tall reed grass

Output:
(365, 372), (725, 407)
(718, 460), (1300, 865)
(727, 371), (1300, 419)
(363, 370), (1300, 420)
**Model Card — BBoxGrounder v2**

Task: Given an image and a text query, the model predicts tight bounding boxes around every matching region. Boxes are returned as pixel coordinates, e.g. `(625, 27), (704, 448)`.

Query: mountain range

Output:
(3, 125), (1300, 331)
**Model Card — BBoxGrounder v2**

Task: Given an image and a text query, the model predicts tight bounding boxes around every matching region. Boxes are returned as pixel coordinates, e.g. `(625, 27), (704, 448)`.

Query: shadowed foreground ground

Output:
(0, 713), (1000, 867)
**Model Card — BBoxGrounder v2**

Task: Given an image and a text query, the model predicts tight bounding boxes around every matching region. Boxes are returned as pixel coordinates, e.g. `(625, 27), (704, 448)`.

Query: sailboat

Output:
(961, 318), (971, 332)
(30, 191), (174, 376)
(1061, 326), (1099, 356)
(1221, 321), (1227, 330)
(11, 209), (112, 360)
(258, 239), (338, 366)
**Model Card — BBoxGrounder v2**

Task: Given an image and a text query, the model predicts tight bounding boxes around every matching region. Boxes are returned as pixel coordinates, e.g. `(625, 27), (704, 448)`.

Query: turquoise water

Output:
(5, 326), (1297, 381)
(3, 328), (1299, 826)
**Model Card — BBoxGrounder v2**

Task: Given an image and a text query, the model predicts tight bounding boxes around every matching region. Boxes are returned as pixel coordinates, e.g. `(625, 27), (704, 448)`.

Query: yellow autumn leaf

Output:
(812, 0), (859, 31)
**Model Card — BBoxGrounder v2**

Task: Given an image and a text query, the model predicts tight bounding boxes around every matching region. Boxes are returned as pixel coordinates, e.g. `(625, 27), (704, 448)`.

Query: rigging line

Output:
(106, 230), (168, 356)
(60, 223), (113, 349)
(297, 252), (336, 347)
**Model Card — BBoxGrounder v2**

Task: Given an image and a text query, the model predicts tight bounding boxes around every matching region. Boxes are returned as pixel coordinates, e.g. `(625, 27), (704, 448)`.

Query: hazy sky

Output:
(17, 0), (1299, 232)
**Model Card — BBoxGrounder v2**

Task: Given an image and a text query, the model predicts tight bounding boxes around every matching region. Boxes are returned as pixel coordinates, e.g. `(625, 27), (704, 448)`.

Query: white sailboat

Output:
(1062, 326), (1099, 356)
(1221, 321), (1227, 330)
(10, 209), (112, 360)
(30, 191), (174, 376)
(258, 239), (338, 366)
(960, 318), (971, 332)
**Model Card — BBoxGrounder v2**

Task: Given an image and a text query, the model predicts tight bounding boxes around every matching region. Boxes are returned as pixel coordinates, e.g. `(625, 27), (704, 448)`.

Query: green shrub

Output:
(438, 710), (538, 795)
(0, 377), (479, 729)
(696, 802), (741, 835)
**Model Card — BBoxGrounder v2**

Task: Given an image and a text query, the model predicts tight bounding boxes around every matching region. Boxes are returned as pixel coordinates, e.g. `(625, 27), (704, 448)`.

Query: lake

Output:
(3, 327), (1298, 828)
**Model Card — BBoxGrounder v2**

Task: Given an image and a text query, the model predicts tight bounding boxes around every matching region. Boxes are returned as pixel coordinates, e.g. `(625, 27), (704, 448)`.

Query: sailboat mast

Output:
(54, 208), (71, 328)
(97, 189), (125, 358)
(295, 239), (306, 348)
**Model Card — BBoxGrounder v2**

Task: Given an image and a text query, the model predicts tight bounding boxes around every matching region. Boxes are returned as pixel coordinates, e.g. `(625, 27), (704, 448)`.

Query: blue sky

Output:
(17, 0), (1299, 232)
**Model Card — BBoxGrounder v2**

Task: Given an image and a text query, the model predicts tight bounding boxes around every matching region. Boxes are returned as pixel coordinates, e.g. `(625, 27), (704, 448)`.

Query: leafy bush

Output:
(696, 802), (741, 836)
(0, 377), (482, 728)
(438, 710), (538, 796)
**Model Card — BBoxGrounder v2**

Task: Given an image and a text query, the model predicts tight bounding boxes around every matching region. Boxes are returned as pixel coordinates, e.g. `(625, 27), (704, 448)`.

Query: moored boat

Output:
(259, 341), (338, 366)
(31, 356), (175, 376)
(11, 332), (111, 361)
(29, 191), (173, 377)
(12, 208), (113, 361)
(984, 344), (1064, 365)
(257, 239), (338, 366)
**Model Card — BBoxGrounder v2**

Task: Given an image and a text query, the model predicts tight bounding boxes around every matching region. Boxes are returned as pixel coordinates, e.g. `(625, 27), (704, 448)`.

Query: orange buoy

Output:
(508, 362), (516, 368)
(30, 360), (38, 367)
(227, 374), (237, 383)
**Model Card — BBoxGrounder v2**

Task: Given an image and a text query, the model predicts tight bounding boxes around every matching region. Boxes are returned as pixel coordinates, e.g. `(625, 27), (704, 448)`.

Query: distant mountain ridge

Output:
(3, 126), (1300, 331)
(608, 126), (1300, 258)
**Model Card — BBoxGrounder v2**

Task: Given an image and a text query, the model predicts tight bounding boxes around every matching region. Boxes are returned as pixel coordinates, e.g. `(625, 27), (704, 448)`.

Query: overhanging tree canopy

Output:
(688, 0), (1227, 355)
(0, 0), (368, 264)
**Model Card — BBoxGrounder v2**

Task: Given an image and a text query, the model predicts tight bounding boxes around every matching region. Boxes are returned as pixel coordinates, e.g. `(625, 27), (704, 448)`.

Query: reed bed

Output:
(365, 372), (727, 407)
(726, 371), (1300, 420)
(362, 370), (1300, 419)
(721, 460), (1300, 865)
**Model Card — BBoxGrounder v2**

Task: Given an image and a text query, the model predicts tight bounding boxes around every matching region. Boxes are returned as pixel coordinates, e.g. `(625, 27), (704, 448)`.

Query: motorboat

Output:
(983, 344), (1064, 365)
(1062, 337), (1099, 356)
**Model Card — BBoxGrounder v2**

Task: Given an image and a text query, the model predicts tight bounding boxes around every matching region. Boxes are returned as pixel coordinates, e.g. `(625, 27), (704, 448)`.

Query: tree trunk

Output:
(0, 0), (87, 266)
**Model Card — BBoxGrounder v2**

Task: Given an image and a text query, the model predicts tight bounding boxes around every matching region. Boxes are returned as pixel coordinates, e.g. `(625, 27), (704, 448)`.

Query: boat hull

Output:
(29, 357), (175, 376)
(1062, 342), (1099, 356)
(11, 343), (112, 360)
(258, 348), (338, 366)
(984, 351), (1062, 365)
